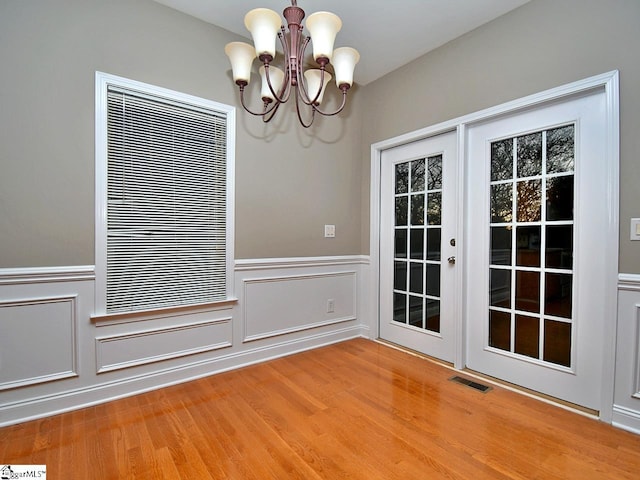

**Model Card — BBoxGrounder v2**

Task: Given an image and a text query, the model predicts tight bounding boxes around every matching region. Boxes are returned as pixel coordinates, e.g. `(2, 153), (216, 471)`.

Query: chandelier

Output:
(224, 0), (360, 128)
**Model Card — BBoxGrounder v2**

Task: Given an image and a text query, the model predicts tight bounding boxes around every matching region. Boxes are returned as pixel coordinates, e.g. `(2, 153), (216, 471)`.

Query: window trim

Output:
(94, 71), (236, 317)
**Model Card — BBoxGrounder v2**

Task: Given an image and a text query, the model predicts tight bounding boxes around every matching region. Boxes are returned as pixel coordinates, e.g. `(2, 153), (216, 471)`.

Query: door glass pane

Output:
(515, 270), (540, 313)
(426, 228), (441, 260)
(395, 197), (408, 226)
(409, 262), (423, 294)
(490, 269), (511, 308)
(546, 225), (573, 269)
(547, 176), (574, 221)
(517, 132), (542, 177)
(394, 293), (407, 323)
(411, 159), (425, 192)
(427, 155), (443, 189)
(426, 264), (440, 297)
(489, 310), (511, 351)
(490, 184), (513, 223)
(517, 179), (542, 222)
(544, 273), (572, 318)
(491, 226), (512, 265)
(395, 163), (409, 193)
(516, 226), (541, 267)
(426, 299), (440, 332)
(411, 194), (424, 225)
(394, 261), (407, 291)
(395, 229), (407, 259)
(543, 320), (571, 367)
(409, 295), (423, 328)
(515, 314), (540, 358)
(547, 125), (574, 174)
(410, 229), (424, 260)
(491, 138), (513, 181)
(488, 125), (575, 368)
(427, 192), (441, 225)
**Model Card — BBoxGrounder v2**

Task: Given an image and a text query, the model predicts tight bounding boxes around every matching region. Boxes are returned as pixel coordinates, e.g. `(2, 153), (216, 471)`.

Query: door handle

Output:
(447, 256), (456, 264)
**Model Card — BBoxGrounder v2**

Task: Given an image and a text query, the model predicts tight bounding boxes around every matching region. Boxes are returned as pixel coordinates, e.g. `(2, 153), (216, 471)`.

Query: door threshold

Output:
(461, 368), (599, 419)
(375, 339), (454, 368)
(374, 338), (599, 420)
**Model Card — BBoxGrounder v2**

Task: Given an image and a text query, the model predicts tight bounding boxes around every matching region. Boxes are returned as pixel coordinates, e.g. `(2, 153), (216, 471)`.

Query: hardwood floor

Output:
(2, 338), (639, 479)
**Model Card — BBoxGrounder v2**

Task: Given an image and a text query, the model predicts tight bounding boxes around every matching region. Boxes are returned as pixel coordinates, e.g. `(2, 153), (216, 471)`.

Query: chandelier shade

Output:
(224, 42), (256, 84)
(305, 12), (342, 62)
(304, 69), (332, 105)
(259, 65), (285, 101)
(244, 8), (281, 59)
(332, 47), (360, 88)
(224, 0), (359, 128)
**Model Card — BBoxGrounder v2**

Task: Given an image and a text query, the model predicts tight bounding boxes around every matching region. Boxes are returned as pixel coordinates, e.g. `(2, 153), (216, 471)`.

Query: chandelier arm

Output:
(262, 100), (282, 123)
(238, 84), (280, 117)
(295, 86), (315, 128)
(310, 87), (349, 117)
(270, 29), (294, 104)
(295, 36), (319, 106)
(262, 63), (290, 104)
(277, 75), (293, 104)
(279, 27), (290, 62)
(299, 35), (311, 66)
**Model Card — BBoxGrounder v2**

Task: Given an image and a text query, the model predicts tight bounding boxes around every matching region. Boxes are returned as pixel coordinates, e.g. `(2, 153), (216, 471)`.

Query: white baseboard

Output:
(612, 405), (640, 435)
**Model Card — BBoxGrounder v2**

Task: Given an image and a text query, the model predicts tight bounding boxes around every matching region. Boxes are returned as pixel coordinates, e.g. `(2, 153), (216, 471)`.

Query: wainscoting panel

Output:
(0, 295), (78, 390)
(635, 303), (640, 400)
(0, 257), (370, 427)
(613, 274), (640, 434)
(243, 271), (356, 342)
(96, 317), (232, 373)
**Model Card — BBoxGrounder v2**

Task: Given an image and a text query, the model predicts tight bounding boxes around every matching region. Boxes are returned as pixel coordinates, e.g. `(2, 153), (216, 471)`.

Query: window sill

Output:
(91, 298), (238, 326)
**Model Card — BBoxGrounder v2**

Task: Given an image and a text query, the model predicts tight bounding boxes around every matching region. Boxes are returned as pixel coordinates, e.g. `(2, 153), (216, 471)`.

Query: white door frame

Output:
(369, 70), (619, 422)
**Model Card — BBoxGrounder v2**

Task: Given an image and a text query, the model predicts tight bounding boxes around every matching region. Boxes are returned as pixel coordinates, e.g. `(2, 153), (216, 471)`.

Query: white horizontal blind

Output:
(106, 87), (227, 313)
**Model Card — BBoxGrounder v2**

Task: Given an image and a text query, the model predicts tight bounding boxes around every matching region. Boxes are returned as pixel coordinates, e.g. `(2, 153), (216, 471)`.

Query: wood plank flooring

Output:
(1, 338), (639, 479)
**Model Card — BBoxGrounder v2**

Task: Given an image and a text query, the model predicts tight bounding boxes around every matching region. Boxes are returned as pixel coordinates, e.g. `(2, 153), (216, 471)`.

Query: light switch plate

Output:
(324, 224), (336, 238)
(631, 218), (640, 241)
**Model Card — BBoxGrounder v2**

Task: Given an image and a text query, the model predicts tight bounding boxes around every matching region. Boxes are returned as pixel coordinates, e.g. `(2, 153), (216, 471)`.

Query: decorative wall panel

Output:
(96, 318), (232, 373)
(243, 271), (357, 342)
(634, 304), (640, 399)
(0, 295), (77, 390)
(613, 274), (640, 434)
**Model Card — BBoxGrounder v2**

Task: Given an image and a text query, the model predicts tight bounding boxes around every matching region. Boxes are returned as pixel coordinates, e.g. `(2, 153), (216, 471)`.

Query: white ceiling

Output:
(153, 0), (530, 85)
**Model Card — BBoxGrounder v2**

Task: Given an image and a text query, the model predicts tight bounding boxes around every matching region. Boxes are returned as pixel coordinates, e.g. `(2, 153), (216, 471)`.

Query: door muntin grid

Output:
(488, 124), (575, 368)
(393, 155), (443, 333)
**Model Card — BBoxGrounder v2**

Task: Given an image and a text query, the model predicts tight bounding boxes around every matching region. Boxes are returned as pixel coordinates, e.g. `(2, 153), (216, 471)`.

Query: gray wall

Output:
(2, 0), (639, 272)
(360, 0), (640, 273)
(0, 0), (363, 267)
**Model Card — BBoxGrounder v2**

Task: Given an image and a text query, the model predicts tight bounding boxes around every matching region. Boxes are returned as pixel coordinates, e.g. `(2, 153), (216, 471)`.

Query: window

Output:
(95, 72), (235, 315)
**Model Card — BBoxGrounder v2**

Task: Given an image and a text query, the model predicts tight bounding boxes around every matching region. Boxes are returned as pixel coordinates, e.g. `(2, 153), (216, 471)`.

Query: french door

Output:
(376, 77), (615, 412)
(465, 88), (609, 411)
(379, 131), (458, 363)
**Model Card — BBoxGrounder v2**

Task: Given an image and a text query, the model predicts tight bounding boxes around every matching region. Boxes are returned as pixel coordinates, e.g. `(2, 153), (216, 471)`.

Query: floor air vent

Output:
(448, 376), (492, 393)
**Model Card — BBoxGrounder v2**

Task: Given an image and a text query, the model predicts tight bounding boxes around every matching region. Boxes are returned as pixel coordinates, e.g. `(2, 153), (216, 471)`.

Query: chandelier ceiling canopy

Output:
(224, 0), (360, 128)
